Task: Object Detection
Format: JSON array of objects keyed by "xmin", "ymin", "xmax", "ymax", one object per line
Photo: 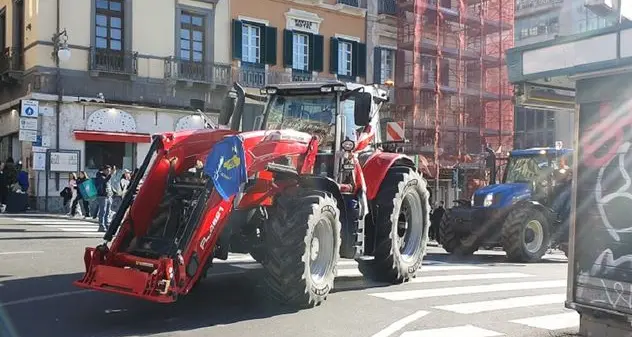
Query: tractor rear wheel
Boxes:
[
  {"xmin": 358, "ymin": 167, "xmax": 430, "ymax": 283},
  {"xmin": 262, "ymin": 189, "xmax": 341, "ymax": 307},
  {"xmin": 502, "ymin": 207, "xmax": 551, "ymax": 262},
  {"xmin": 439, "ymin": 211, "xmax": 478, "ymax": 256}
]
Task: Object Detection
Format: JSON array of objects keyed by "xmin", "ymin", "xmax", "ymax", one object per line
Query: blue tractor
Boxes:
[{"xmin": 439, "ymin": 147, "xmax": 573, "ymax": 262}]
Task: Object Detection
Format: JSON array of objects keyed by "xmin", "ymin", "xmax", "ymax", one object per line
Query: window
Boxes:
[
  {"xmin": 338, "ymin": 41, "xmax": 353, "ymax": 76},
  {"xmin": 242, "ymin": 23, "xmax": 260, "ymax": 63},
  {"xmin": 180, "ymin": 11, "xmax": 204, "ymax": 62},
  {"xmin": 95, "ymin": 0, "xmax": 123, "ymax": 51},
  {"xmin": 380, "ymin": 49, "xmax": 394, "ymax": 83},
  {"xmin": 292, "ymin": 33, "xmax": 309, "ymax": 71}
]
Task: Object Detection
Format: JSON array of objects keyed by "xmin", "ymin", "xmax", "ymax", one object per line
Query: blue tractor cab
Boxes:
[{"xmin": 440, "ymin": 146, "xmax": 573, "ymax": 262}]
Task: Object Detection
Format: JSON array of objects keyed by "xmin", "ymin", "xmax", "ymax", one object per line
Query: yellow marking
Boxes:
[{"xmin": 222, "ymin": 155, "xmax": 240, "ymax": 170}]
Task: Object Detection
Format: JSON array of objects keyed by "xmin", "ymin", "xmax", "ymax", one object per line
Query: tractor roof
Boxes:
[{"xmin": 510, "ymin": 147, "xmax": 573, "ymax": 157}]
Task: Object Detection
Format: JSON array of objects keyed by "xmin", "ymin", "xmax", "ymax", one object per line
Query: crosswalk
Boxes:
[
  {"xmin": 4, "ymin": 214, "xmax": 103, "ymax": 237},
  {"xmin": 218, "ymin": 253, "xmax": 577, "ymax": 336}
]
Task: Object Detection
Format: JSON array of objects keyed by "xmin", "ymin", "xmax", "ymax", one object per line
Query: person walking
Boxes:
[
  {"xmin": 0, "ymin": 161, "xmax": 6, "ymax": 213},
  {"xmin": 429, "ymin": 201, "xmax": 445, "ymax": 242},
  {"xmin": 94, "ymin": 165, "xmax": 115, "ymax": 232},
  {"xmin": 71, "ymin": 171, "xmax": 91, "ymax": 218}
]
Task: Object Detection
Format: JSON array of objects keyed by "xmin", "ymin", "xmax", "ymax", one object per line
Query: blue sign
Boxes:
[
  {"xmin": 204, "ymin": 136, "xmax": 248, "ymax": 201},
  {"xmin": 24, "ymin": 107, "xmax": 34, "ymax": 116}
]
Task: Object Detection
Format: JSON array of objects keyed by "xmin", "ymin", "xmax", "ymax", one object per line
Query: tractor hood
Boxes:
[{"xmin": 472, "ymin": 183, "xmax": 532, "ymax": 207}]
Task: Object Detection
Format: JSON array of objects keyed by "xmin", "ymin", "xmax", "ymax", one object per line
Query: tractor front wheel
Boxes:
[
  {"xmin": 502, "ymin": 207, "xmax": 551, "ymax": 262},
  {"xmin": 439, "ymin": 211, "xmax": 478, "ymax": 256},
  {"xmin": 358, "ymin": 167, "xmax": 430, "ymax": 283},
  {"xmin": 262, "ymin": 189, "xmax": 341, "ymax": 307}
]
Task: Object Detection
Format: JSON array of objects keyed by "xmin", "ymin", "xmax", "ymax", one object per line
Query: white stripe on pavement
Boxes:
[
  {"xmin": 0, "ymin": 251, "xmax": 44, "ymax": 255},
  {"xmin": 411, "ymin": 272, "xmax": 532, "ymax": 283},
  {"xmin": 27, "ymin": 221, "xmax": 95, "ymax": 225},
  {"xmin": 434, "ymin": 293, "xmax": 566, "ymax": 314},
  {"xmin": 419, "ymin": 265, "xmax": 483, "ymax": 272},
  {"xmin": 46, "ymin": 226, "xmax": 98, "ymax": 231},
  {"xmin": 79, "ymin": 232, "xmax": 105, "ymax": 236},
  {"xmin": 370, "ymin": 310, "xmax": 429, "ymax": 337},
  {"xmin": 400, "ymin": 325, "xmax": 504, "ymax": 337},
  {"xmin": 369, "ymin": 280, "xmax": 567, "ymax": 301},
  {"xmin": 509, "ymin": 312, "xmax": 579, "ymax": 330}
]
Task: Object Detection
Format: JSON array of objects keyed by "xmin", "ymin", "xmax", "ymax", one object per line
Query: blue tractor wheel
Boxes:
[{"xmin": 501, "ymin": 207, "xmax": 551, "ymax": 262}]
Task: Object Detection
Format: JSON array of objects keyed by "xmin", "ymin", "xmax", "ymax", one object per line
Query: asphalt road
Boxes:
[{"xmin": 0, "ymin": 213, "xmax": 580, "ymax": 337}]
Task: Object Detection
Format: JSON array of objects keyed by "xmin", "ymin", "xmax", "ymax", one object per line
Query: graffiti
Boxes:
[{"xmin": 575, "ymin": 99, "xmax": 632, "ymax": 314}]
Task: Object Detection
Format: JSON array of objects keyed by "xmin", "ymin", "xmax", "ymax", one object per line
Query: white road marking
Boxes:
[
  {"xmin": 400, "ymin": 324, "xmax": 504, "ymax": 337},
  {"xmin": 27, "ymin": 221, "xmax": 95, "ymax": 225},
  {"xmin": 79, "ymin": 232, "xmax": 105, "ymax": 236},
  {"xmin": 48, "ymin": 226, "xmax": 99, "ymax": 232},
  {"xmin": 411, "ymin": 272, "xmax": 532, "ymax": 283},
  {"xmin": 2, "ymin": 290, "xmax": 92, "ymax": 307},
  {"xmin": 369, "ymin": 280, "xmax": 567, "ymax": 301},
  {"xmin": 509, "ymin": 312, "xmax": 579, "ymax": 330},
  {"xmin": 434, "ymin": 293, "xmax": 567, "ymax": 314},
  {"xmin": 370, "ymin": 310, "xmax": 430, "ymax": 337},
  {"xmin": 419, "ymin": 265, "xmax": 484, "ymax": 272},
  {"xmin": 0, "ymin": 251, "xmax": 44, "ymax": 255}
]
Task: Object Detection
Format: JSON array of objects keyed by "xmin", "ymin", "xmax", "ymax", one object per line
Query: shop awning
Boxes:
[{"xmin": 73, "ymin": 130, "xmax": 151, "ymax": 143}]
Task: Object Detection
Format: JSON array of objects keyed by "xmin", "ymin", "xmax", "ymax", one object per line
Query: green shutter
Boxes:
[
  {"xmin": 264, "ymin": 26, "xmax": 277, "ymax": 65},
  {"xmin": 232, "ymin": 19, "xmax": 242, "ymax": 60},
  {"xmin": 373, "ymin": 47, "xmax": 382, "ymax": 84},
  {"xmin": 283, "ymin": 29, "xmax": 293, "ymax": 68},
  {"xmin": 357, "ymin": 42, "xmax": 367, "ymax": 78},
  {"xmin": 312, "ymin": 34, "xmax": 324, "ymax": 72},
  {"xmin": 308, "ymin": 33, "xmax": 315, "ymax": 72},
  {"xmin": 351, "ymin": 41, "xmax": 359, "ymax": 77},
  {"xmin": 329, "ymin": 37, "xmax": 339, "ymax": 74}
]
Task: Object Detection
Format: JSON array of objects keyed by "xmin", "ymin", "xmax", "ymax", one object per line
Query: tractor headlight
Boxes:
[
  {"xmin": 483, "ymin": 193, "xmax": 494, "ymax": 207},
  {"xmin": 470, "ymin": 194, "xmax": 474, "ymax": 207},
  {"xmin": 341, "ymin": 139, "xmax": 355, "ymax": 152}
]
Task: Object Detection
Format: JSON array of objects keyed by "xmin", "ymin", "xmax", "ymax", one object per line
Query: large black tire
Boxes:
[
  {"xmin": 439, "ymin": 210, "xmax": 478, "ymax": 256},
  {"xmin": 358, "ymin": 166, "xmax": 430, "ymax": 283},
  {"xmin": 502, "ymin": 207, "xmax": 551, "ymax": 262},
  {"xmin": 262, "ymin": 189, "xmax": 341, "ymax": 307}
]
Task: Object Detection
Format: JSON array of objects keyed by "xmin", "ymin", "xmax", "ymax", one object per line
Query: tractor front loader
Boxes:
[{"xmin": 74, "ymin": 80, "xmax": 431, "ymax": 308}]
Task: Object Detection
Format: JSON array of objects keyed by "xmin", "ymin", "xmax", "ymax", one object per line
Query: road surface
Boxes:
[{"xmin": 0, "ymin": 213, "xmax": 579, "ymax": 337}]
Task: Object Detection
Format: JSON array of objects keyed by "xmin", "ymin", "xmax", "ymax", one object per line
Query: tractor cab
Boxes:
[
  {"xmin": 472, "ymin": 147, "xmax": 573, "ymax": 209},
  {"xmin": 257, "ymin": 81, "xmax": 390, "ymax": 183}
]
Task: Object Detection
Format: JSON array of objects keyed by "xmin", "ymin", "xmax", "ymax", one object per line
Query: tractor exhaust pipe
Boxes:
[{"xmin": 485, "ymin": 145, "xmax": 496, "ymax": 185}]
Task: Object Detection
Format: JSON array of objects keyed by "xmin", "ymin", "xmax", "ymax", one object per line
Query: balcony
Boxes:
[
  {"xmin": 0, "ymin": 47, "xmax": 24, "ymax": 84},
  {"xmin": 164, "ymin": 57, "xmax": 232, "ymax": 86},
  {"xmin": 234, "ymin": 66, "xmax": 339, "ymax": 88},
  {"xmin": 337, "ymin": 0, "xmax": 366, "ymax": 8},
  {"xmin": 378, "ymin": 0, "xmax": 396, "ymax": 15},
  {"xmin": 89, "ymin": 47, "xmax": 138, "ymax": 76}
]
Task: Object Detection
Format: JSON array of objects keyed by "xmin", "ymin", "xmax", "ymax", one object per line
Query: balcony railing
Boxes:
[
  {"xmin": 0, "ymin": 47, "xmax": 24, "ymax": 75},
  {"xmin": 234, "ymin": 64, "xmax": 267, "ymax": 88},
  {"xmin": 164, "ymin": 57, "xmax": 232, "ymax": 85},
  {"xmin": 89, "ymin": 47, "xmax": 138, "ymax": 75},
  {"xmin": 337, "ymin": 0, "xmax": 367, "ymax": 8},
  {"xmin": 378, "ymin": 0, "xmax": 396, "ymax": 15}
]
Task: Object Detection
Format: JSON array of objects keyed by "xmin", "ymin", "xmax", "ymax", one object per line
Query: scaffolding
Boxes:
[{"xmin": 391, "ymin": 0, "xmax": 514, "ymax": 197}]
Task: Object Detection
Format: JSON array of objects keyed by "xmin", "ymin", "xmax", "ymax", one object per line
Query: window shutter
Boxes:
[
  {"xmin": 307, "ymin": 33, "xmax": 315, "ymax": 72},
  {"xmin": 329, "ymin": 37, "xmax": 339, "ymax": 74},
  {"xmin": 357, "ymin": 42, "xmax": 367, "ymax": 78},
  {"xmin": 312, "ymin": 34, "xmax": 324, "ymax": 72},
  {"xmin": 264, "ymin": 26, "xmax": 277, "ymax": 65},
  {"xmin": 232, "ymin": 19, "xmax": 242, "ymax": 60},
  {"xmin": 373, "ymin": 47, "xmax": 382, "ymax": 84},
  {"xmin": 351, "ymin": 41, "xmax": 359, "ymax": 77},
  {"xmin": 283, "ymin": 29, "xmax": 293, "ymax": 68}
]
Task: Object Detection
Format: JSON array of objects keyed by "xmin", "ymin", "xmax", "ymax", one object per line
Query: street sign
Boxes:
[
  {"xmin": 32, "ymin": 135, "xmax": 51, "ymax": 147},
  {"xmin": 20, "ymin": 99, "xmax": 39, "ymax": 118},
  {"xmin": 19, "ymin": 117, "xmax": 38, "ymax": 130},
  {"xmin": 386, "ymin": 121, "xmax": 405, "ymax": 142},
  {"xmin": 18, "ymin": 129, "xmax": 37, "ymax": 142}
]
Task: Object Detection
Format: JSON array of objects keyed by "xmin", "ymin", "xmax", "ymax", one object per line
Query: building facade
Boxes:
[
  {"xmin": 513, "ymin": 0, "xmax": 617, "ymax": 149},
  {"xmin": 230, "ymin": 0, "xmax": 368, "ymax": 129},
  {"xmin": 0, "ymin": 0, "xmax": 230, "ymax": 211}
]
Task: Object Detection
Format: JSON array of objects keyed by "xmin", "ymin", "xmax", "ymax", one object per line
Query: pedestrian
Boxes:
[
  {"xmin": 429, "ymin": 201, "xmax": 445, "ymax": 242},
  {"xmin": 119, "ymin": 169, "xmax": 131, "ymax": 196},
  {"xmin": 70, "ymin": 171, "xmax": 90, "ymax": 218},
  {"xmin": 63, "ymin": 173, "xmax": 78, "ymax": 215},
  {"xmin": 0, "ymin": 161, "xmax": 6, "ymax": 213},
  {"xmin": 94, "ymin": 165, "xmax": 115, "ymax": 232}
]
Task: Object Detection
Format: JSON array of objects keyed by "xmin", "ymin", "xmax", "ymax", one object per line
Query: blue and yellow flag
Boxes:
[{"xmin": 204, "ymin": 135, "xmax": 248, "ymax": 201}]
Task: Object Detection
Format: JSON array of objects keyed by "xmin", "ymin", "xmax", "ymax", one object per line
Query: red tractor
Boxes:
[{"xmin": 74, "ymin": 81, "xmax": 431, "ymax": 307}]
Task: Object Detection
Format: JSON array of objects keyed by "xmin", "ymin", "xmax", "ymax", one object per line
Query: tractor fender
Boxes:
[
  {"xmin": 362, "ymin": 152, "xmax": 415, "ymax": 200},
  {"xmin": 513, "ymin": 200, "xmax": 555, "ymax": 224},
  {"xmin": 298, "ymin": 175, "xmax": 349, "ymax": 223}
]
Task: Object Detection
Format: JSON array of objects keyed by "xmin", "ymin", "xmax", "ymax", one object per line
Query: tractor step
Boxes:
[{"xmin": 266, "ymin": 162, "xmax": 298, "ymax": 176}]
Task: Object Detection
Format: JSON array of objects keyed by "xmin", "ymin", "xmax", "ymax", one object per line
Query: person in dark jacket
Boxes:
[
  {"xmin": 429, "ymin": 201, "xmax": 445, "ymax": 241},
  {"xmin": 0, "ymin": 161, "xmax": 7, "ymax": 212},
  {"xmin": 71, "ymin": 171, "xmax": 91, "ymax": 218},
  {"xmin": 94, "ymin": 165, "xmax": 115, "ymax": 232}
]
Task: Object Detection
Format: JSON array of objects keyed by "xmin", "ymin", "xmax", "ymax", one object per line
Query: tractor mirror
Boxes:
[{"xmin": 354, "ymin": 92, "xmax": 372, "ymax": 126}]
